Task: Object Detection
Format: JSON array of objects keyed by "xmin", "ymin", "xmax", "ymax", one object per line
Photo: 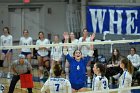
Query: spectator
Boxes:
[{"xmin": 0, "ymin": 27, "xmax": 13, "ymax": 79}]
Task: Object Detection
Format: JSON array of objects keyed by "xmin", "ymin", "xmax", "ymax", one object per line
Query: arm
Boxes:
[
  {"xmin": 41, "ymin": 80, "xmax": 49, "ymax": 93},
  {"xmin": 11, "ymin": 61, "xmax": 18, "ymax": 75},
  {"xmin": 122, "ymin": 73, "xmax": 132, "ymax": 88},
  {"xmin": 93, "ymin": 78, "xmax": 100, "ymax": 91},
  {"xmin": 10, "ymin": 35, "xmax": 13, "ymax": 46},
  {"xmin": 30, "ymin": 38, "xmax": 33, "ymax": 57},
  {"xmin": 27, "ymin": 61, "xmax": 32, "ymax": 73},
  {"xmin": 66, "ymin": 80, "xmax": 72, "ymax": 93},
  {"xmin": 0, "ymin": 36, "xmax": 2, "ymax": 46}
]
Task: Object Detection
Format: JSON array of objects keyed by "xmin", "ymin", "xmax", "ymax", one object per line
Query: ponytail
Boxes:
[
  {"xmin": 127, "ymin": 60, "xmax": 134, "ymax": 74},
  {"xmin": 121, "ymin": 58, "xmax": 134, "ymax": 74}
]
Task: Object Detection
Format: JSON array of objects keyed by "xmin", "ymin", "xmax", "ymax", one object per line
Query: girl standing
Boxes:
[
  {"xmin": 119, "ymin": 58, "xmax": 134, "ymax": 93},
  {"xmin": 92, "ymin": 62, "xmax": 109, "ymax": 92}
]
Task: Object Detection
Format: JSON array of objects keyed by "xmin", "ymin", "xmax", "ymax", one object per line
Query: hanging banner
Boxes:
[{"xmin": 86, "ymin": 6, "xmax": 140, "ymax": 35}]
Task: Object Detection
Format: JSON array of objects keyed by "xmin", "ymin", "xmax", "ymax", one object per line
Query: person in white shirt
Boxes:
[
  {"xmin": 41, "ymin": 64, "xmax": 72, "ymax": 93},
  {"xmin": 119, "ymin": 58, "xmax": 134, "ymax": 93},
  {"xmin": 50, "ymin": 34, "xmax": 62, "ymax": 76},
  {"xmin": 36, "ymin": 31, "xmax": 50, "ymax": 79},
  {"xmin": 92, "ymin": 62, "xmax": 109, "ymax": 92},
  {"xmin": 127, "ymin": 47, "xmax": 140, "ymax": 70},
  {"xmin": 78, "ymin": 28, "xmax": 91, "ymax": 57},
  {"xmin": 19, "ymin": 29, "xmax": 33, "ymax": 63},
  {"xmin": 0, "ymin": 27, "xmax": 13, "ymax": 79},
  {"xmin": 127, "ymin": 47, "xmax": 140, "ymax": 85}
]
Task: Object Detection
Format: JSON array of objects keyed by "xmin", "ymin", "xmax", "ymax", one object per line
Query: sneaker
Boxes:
[
  {"xmin": 40, "ymin": 75, "xmax": 44, "ymax": 80},
  {"xmin": 7, "ymin": 72, "xmax": 11, "ymax": 79},
  {"xmin": 113, "ymin": 73, "xmax": 120, "ymax": 79}
]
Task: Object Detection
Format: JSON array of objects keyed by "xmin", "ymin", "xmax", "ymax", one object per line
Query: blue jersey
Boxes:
[{"xmin": 66, "ymin": 54, "xmax": 90, "ymax": 84}]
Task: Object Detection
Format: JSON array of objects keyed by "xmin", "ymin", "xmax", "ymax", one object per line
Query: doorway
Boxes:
[{"xmin": 9, "ymin": 6, "xmax": 41, "ymax": 41}]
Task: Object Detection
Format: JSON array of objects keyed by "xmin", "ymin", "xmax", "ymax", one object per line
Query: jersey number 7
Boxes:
[{"xmin": 55, "ymin": 84, "xmax": 60, "ymax": 91}]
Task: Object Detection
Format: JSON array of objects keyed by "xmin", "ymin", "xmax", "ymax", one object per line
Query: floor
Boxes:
[{"xmin": 0, "ymin": 61, "xmax": 140, "ymax": 93}]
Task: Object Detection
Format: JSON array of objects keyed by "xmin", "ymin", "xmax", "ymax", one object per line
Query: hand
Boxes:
[
  {"xmin": 63, "ymin": 32, "xmax": 69, "ymax": 40},
  {"xmin": 90, "ymin": 33, "xmax": 95, "ymax": 41}
]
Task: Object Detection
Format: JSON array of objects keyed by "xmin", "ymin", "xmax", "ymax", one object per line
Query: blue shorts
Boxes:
[
  {"xmin": 21, "ymin": 52, "xmax": 31, "ymax": 56},
  {"xmin": 71, "ymin": 83, "xmax": 85, "ymax": 90},
  {"xmin": 2, "ymin": 49, "xmax": 12, "ymax": 54}
]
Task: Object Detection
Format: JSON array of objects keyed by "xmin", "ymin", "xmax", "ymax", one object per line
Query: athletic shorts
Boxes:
[
  {"xmin": 21, "ymin": 52, "xmax": 31, "ymax": 56},
  {"xmin": 36, "ymin": 53, "xmax": 49, "ymax": 58},
  {"xmin": 2, "ymin": 49, "xmax": 13, "ymax": 54},
  {"xmin": 71, "ymin": 83, "xmax": 85, "ymax": 90}
]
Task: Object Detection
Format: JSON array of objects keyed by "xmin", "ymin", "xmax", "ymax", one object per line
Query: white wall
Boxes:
[
  {"xmin": 43, "ymin": 2, "xmax": 67, "ymax": 40},
  {"xmin": 0, "ymin": 2, "xmax": 67, "ymax": 41},
  {"xmin": 0, "ymin": 5, "xmax": 9, "ymax": 35}
]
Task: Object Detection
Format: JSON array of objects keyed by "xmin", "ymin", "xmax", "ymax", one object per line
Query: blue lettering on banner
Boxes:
[{"xmin": 86, "ymin": 6, "xmax": 140, "ymax": 34}]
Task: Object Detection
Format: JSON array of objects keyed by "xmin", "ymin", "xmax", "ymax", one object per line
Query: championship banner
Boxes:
[{"xmin": 86, "ymin": 6, "xmax": 140, "ymax": 35}]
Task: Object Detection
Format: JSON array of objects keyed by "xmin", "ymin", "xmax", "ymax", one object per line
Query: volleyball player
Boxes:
[
  {"xmin": 19, "ymin": 29, "xmax": 33, "ymax": 63},
  {"xmin": 41, "ymin": 64, "xmax": 72, "ymax": 93},
  {"xmin": 92, "ymin": 63, "xmax": 109, "ymax": 92},
  {"xmin": 63, "ymin": 44, "xmax": 94, "ymax": 92},
  {"xmin": 36, "ymin": 31, "xmax": 50, "ymax": 79},
  {"xmin": 0, "ymin": 27, "xmax": 13, "ymax": 79},
  {"xmin": 50, "ymin": 34, "xmax": 63, "ymax": 76},
  {"xmin": 118, "ymin": 58, "xmax": 134, "ymax": 93}
]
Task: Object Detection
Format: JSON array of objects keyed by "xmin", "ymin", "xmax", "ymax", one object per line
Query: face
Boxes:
[
  {"xmin": 19, "ymin": 58, "xmax": 24, "ymax": 64},
  {"xmin": 130, "ymin": 48, "xmax": 135, "ymax": 55},
  {"xmin": 93, "ymin": 64, "xmax": 99, "ymax": 75},
  {"xmin": 120, "ymin": 61, "xmax": 124, "ymax": 69},
  {"xmin": 3, "ymin": 28, "xmax": 9, "ymax": 35},
  {"xmin": 23, "ymin": 30, "xmax": 29, "ymax": 37},
  {"xmin": 54, "ymin": 35, "xmax": 59, "ymax": 42},
  {"xmin": 83, "ymin": 29, "xmax": 88, "ymax": 36},
  {"xmin": 74, "ymin": 50, "xmax": 82, "ymax": 60},
  {"xmin": 113, "ymin": 49, "xmax": 118, "ymax": 56},
  {"xmin": 39, "ymin": 32, "xmax": 44, "ymax": 39},
  {"xmin": 70, "ymin": 32, "xmax": 75, "ymax": 39}
]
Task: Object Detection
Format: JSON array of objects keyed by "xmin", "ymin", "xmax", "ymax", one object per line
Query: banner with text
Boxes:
[{"xmin": 86, "ymin": 6, "xmax": 140, "ymax": 35}]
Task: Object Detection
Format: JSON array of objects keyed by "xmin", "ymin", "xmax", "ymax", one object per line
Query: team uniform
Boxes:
[
  {"xmin": 118, "ymin": 70, "xmax": 132, "ymax": 93},
  {"xmin": 41, "ymin": 77, "xmax": 72, "ymax": 93},
  {"xmin": 127, "ymin": 54, "xmax": 140, "ymax": 69},
  {"xmin": 92, "ymin": 75, "xmax": 109, "ymax": 92},
  {"xmin": 0, "ymin": 35, "xmax": 13, "ymax": 54},
  {"xmin": 51, "ymin": 42, "xmax": 62, "ymax": 61},
  {"xmin": 78, "ymin": 37, "xmax": 90, "ymax": 57},
  {"xmin": 36, "ymin": 39, "xmax": 50, "ymax": 57},
  {"xmin": 19, "ymin": 37, "xmax": 33, "ymax": 56},
  {"xmin": 65, "ymin": 54, "xmax": 91, "ymax": 90}
]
